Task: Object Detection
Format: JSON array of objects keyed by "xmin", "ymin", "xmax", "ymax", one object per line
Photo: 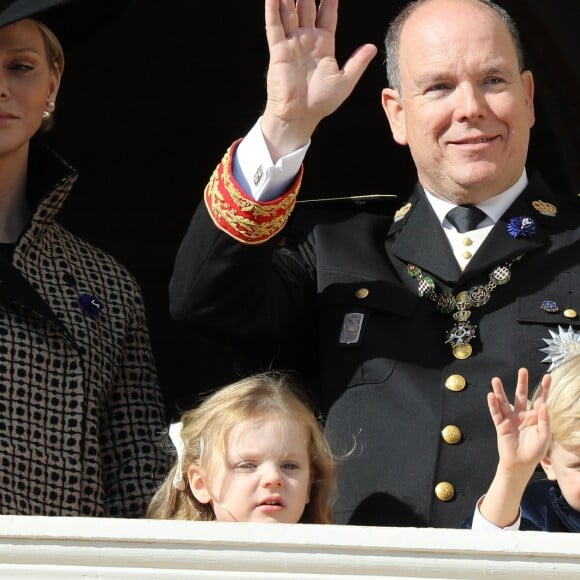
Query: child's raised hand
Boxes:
[{"xmin": 488, "ymin": 368, "xmax": 551, "ymax": 473}]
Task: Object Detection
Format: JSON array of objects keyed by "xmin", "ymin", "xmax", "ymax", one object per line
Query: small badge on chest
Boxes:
[{"xmin": 339, "ymin": 312, "xmax": 365, "ymax": 345}]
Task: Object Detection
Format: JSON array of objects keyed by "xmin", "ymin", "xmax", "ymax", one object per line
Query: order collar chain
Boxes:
[{"xmin": 407, "ymin": 254, "xmax": 524, "ymax": 359}]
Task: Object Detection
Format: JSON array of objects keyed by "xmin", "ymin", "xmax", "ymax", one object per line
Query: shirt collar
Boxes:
[{"xmin": 424, "ymin": 169, "xmax": 529, "ymax": 227}]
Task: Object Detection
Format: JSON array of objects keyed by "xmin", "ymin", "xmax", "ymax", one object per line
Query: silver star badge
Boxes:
[{"xmin": 539, "ymin": 325, "xmax": 580, "ymax": 371}]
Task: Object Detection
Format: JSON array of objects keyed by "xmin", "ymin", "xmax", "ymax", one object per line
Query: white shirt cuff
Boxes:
[
  {"xmin": 233, "ymin": 117, "xmax": 309, "ymax": 201},
  {"xmin": 470, "ymin": 495, "xmax": 521, "ymax": 531}
]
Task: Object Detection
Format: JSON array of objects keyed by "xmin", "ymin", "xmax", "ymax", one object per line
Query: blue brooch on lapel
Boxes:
[
  {"xmin": 78, "ymin": 293, "xmax": 103, "ymax": 319},
  {"xmin": 507, "ymin": 216, "xmax": 536, "ymax": 239}
]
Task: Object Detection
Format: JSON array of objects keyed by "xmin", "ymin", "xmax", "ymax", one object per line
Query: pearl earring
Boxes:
[{"xmin": 43, "ymin": 100, "xmax": 55, "ymax": 121}]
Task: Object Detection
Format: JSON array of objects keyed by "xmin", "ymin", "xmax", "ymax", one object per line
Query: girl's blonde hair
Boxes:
[
  {"xmin": 533, "ymin": 355, "xmax": 580, "ymax": 449},
  {"xmin": 147, "ymin": 372, "xmax": 337, "ymax": 523}
]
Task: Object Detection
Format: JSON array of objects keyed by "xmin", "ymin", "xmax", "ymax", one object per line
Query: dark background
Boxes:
[{"xmin": 40, "ymin": 1, "xmax": 580, "ymax": 418}]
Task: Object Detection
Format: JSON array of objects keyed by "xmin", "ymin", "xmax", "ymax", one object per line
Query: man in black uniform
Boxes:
[{"xmin": 169, "ymin": 0, "xmax": 580, "ymax": 528}]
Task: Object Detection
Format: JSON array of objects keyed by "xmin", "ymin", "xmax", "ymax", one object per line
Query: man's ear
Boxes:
[
  {"xmin": 540, "ymin": 456, "xmax": 557, "ymax": 481},
  {"xmin": 187, "ymin": 465, "xmax": 212, "ymax": 504},
  {"xmin": 521, "ymin": 69, "xmax": 535, "ymax": 129},
  {"xmin": 381, "ymin": 88, "xmax": 408, "ymax": 145}
]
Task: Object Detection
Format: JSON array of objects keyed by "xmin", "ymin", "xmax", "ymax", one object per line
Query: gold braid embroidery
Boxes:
[{"xmin": 205, "ymin": 144, "xmax": 302, "ymax": 244}]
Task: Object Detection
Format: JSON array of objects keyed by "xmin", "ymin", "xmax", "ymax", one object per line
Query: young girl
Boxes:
[
  {"xmin": 147, "ymin": 372, "xmax": 337, "ymax": 523},
  {"xmin": 469, "ymin": 356, "xmax": 580, "ymax": 532}
]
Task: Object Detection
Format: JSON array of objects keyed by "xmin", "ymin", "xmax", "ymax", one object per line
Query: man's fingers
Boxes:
[
  {"xmin": 297, "ymin": 0, "xmax": 318, "ymax": 29},
  {"xmin": 341, "ymin": 44, "xmax": 378, "ymax": 88},
  {"xmin": 316, "ymin": 0, "xmax": 338, "ymax": 34},
  {"xmin": 266, "ymin": 0, "xmax": 297, "ymax": 45}
]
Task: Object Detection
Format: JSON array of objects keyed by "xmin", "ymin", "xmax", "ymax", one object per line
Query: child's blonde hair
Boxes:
[
  {"xmin": 533, "ymin": 355, "xmax": 580, "ymax": 449},
  {"xmin": 147, "ymin": 371, "xmax": 337, "ymax": 523}
]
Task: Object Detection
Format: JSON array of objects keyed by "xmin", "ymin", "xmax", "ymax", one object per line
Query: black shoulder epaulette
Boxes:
[{"xmin": 296, "ymin": 194, "xmax": 399, "ymax": 213}]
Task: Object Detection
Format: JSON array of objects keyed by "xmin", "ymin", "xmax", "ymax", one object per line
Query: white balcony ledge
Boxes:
[{"xmin": 0, "ymin": 515, "xmax": 579, "ymax": 579}]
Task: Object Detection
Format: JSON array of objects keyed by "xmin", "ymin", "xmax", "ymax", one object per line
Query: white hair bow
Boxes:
[{"xmin": 169, "ymin": 421, "xmax": 186, "ymax": 490}]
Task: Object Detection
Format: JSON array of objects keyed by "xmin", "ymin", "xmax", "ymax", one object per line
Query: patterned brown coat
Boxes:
[{"xmin": 0, "ymin": 140, "xmax": 169, "ymax": 516}]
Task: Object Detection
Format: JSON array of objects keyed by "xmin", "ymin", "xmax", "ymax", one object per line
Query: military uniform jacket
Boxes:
[
  {"xmin": 0, "ymin": 140, "xmax": 168, "ymax": 516},
  {"xmin": 170, "ymin": 163, "xmax": 580, "ymax": 528}
]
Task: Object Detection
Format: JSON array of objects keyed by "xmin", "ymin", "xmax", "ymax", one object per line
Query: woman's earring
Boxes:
[{"xmin": 43, "ymin": 100, "xmax": 55, "ymax": 121}]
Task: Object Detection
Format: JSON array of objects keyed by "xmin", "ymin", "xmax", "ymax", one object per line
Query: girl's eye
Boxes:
[
  {"xmin": 235, "ymin": 462, "xmax": 257, "ymax": 470},
  {"xmin": 281, "ymin": 462, "xmax": 299, "ymax": 470}
]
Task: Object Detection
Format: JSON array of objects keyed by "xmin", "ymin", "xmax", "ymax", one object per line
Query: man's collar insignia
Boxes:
[
  {"xmin": 394, "ymin": 202, "xmax": 412, "ymax": 222},
  {"xmin": 532, "ymin": 200, "xmax": 557, "ymax": 217}
]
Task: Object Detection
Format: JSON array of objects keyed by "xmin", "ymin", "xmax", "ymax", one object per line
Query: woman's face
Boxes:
[{"xmin": 0, "ymin": 19, "xmax": 60, "ymax": 158}]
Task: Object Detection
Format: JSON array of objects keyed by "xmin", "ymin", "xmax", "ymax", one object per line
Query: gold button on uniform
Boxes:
[
  {"xmin": 445, "ymin": 374, "xmax": 466, "ymax": 392},
  {"xmin": 435, "ymin": 481, "xmax": 455, "ymax": 502},
  {"xmin": 355, "ymin": 288, "xmax": 369, "ymax": 299},
  {"xmin": 441, "ymin": 425, "xmax": 462, "ymax": 444},
  {"xmin": 463, "ymin": 251, "xmax": 472, "ymax": 260},
  {"xmin": 563, "ymin": 308, "xmax": 578, "ymax": 319},
  {"xmin": 463, "ymin": 237, "xmax": 473, "ymax": 246}
]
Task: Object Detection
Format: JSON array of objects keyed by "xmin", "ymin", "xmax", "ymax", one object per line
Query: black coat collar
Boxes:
[{"xmin": 386, "ymin": 172, "xmax": 560, "ymax": 287}]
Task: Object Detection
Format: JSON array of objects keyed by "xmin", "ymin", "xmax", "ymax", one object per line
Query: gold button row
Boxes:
[
  {"xmin": 437, "ymin": 375, "xmax": 466, "ymax": 502},
  {"xmin": 435, "ymin": 481, "xmax": 455, "ymax": 502},
  {"xmin": 355, "ymin": 288, "xmax": 369, "ymax": 299},
  {"xmin": 441, "ymin": 424, "xmax": 462, "ymax": 444},
  {"xmin": 445, "ymin": 374, "xmax": 466, "ymax": 392}
]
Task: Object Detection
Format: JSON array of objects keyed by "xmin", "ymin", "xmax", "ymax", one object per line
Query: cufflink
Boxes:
[{"xmin": 253, "ymin": 165, "xmax": 264, "ymax": 186}]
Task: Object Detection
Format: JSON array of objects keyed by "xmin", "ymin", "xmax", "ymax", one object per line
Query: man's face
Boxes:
[{"xmin": 382, "ymin": 0, "xmax": 535, "ymax": 203}]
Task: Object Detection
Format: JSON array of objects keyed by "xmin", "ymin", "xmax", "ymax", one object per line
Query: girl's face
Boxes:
[
  {"xmin": 542, "ymin": 442, "xmax": 580, "ymax": 511},
  {"xmin": 190, "ymin": 414, "xmax": 312, "ymax": 523},
  {"xmin": 0, "ymin": 19, "xmax": 59, "ymax": 158}
]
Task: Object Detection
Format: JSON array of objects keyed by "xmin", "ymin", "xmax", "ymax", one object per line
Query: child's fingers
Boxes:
[
  {"xmin": 537, "ymin": 402, "xmax": 551, "ymax": 440},
  {"xmin": 513, "ymin": 367, "xmax": 530, "ymax": 412},
  {"xmin": 487, "ymin": 391, "xmax": 507, "ymax": 426},
  {"xmin": 535, "ymin": 373, "xmax": 552, "ymax": 405}
]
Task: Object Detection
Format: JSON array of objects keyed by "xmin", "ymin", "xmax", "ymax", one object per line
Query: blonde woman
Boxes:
[{"xmin": 0, "ymin": 0, "xmax": 168, "ymax": 516}]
